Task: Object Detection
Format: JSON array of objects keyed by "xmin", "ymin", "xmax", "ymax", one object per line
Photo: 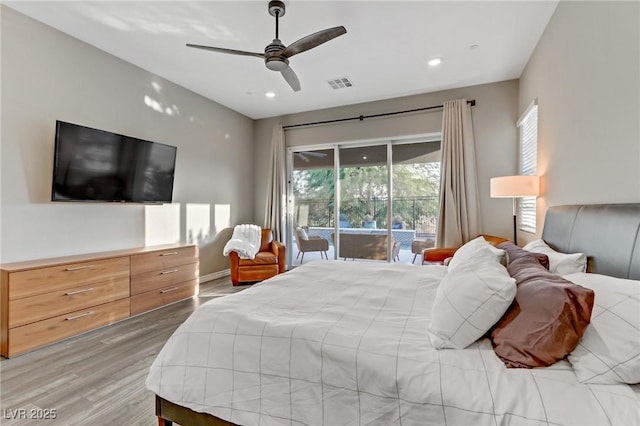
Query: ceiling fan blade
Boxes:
[
  {"xmin": 296, "ymin": 153, "xmax": 310, "ymax": 162},
  {"xmin": 281, "ymin": 66, "xmax": 301, "ymax": 92},
  {"xmin": 303, "ymin": 151, "xmax": 327, "ymax": 158},
  {"xmin": 282, "ymin": 26, "xmax": 347, "ymax": 58},
  {"xmin": 186, "ymin": 43, "xmax": 265, "ymax": 59}
]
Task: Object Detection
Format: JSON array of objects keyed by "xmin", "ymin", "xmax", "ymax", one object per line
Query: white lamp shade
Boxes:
[{"xmin": 490, "ymin": 175, "xmax": 540, "ymax": 198}]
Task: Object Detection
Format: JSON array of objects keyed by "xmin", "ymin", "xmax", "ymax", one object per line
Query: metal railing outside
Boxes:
[{"xmin": 295, "ymin": 196, "xmax": 438, "ymax": 234}]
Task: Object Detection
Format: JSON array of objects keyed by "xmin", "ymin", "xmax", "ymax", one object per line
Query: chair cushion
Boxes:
[
  {"xmin": 297, "ymin": 227, "xmax": 309, "ymax": 240},
  {"xmin": 238, "ymin": 251, "xmax": 278, "ymax": 266},
  {"xmin": 237, "ymin": 265, "xmax": 279, "ymax": 283}
]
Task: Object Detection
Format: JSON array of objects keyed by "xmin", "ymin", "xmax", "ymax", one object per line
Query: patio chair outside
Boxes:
[{"xmin": 294, "ymin": 227, "xmax": 329, "ymax": 263}]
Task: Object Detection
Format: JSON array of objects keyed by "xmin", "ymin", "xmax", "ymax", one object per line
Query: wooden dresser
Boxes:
[
  {"xmin": 0, "ymin": 244, "xmax": 198, "ymax": 357},
  {"xmin": 129, "ymin": 246, "xmax": 199, "ymax": 316}
]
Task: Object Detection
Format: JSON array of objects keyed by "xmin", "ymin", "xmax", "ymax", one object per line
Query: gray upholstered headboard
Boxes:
[{"xmin": 541, "ymin": 204, "xmax": 640, "ymax": 280}]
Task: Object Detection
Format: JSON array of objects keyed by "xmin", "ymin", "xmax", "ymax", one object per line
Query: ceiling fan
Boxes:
[{"xmin": 186, "ymin": 1, "xmax": 346, "ymax": 92}]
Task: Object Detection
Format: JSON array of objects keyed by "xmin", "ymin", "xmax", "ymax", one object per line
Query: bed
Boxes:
[{"xmin": 147, "ymin": 203, "xmax": 640, "ymax": 426}]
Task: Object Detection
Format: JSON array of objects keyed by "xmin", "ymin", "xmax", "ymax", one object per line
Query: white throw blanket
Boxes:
[{"xmin": 222, "ymin": 224, "xmax": 262, "ymax": 259}]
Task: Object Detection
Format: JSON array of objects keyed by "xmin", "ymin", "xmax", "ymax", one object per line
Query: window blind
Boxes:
[{"xmin": 517, "ymin": 102, "xmax": 538, "ymax": 233}]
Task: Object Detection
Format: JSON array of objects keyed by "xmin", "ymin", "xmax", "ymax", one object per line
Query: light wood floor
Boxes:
[{"xmin": 0, "ymin": 277, "xmax": 249, "ymax": 426}]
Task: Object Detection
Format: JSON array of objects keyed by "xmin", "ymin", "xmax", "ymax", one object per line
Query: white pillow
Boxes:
[
  {"xmin": 564, "ymin": 272, "xmax": 640, "ymax": 384},
  {"xmin": 523, "ymin": 239, "xmax": 586, "ymax": 276},
  {"xmin": 296, "ymin": 227, "xmax": 309, "ymax": 240},
  {"xmin": 429, "ymin": 257, "xmax": 516, "ymax": 349},
  {"xmin": 447, "ymin": 236, "xmax": 505, "ymax": 272}
]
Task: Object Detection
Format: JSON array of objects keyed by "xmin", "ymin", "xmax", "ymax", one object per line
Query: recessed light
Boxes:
[
  {"xmin": 362, "ymin": 156, "xmax": 367, "ymax": 160},
  {"xmin": 428, "ymin": 57, "xmax": 442, "ymax": 67},
  {"xmin": 265, "ymin": 91, "xmax": 275, "ymax": 98},
  {"xmin": 469, "ymin": 44, "xmax": 479, "ymax": 50}
]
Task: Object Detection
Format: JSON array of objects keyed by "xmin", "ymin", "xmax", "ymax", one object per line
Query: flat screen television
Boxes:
[{"xmin": 52, "ymin": 121, "xmax": 177, "ymax": 203}]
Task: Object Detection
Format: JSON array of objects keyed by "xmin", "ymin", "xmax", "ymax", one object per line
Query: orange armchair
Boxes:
[
  {"xmin": 229, "ymin": 229, "xmax": 286, "ymax": 285},
  {"xmin": 421, "ymin": 235, "xmax": 509, "ymax": 265}
]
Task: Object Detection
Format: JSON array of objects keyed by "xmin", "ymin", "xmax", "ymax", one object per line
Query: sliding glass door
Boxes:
[
  {"xmin": 336, "ymin": 145, "xmax": 390, "ymax": 261},
  {"xmin": 288, "ymin": 137, "xmax": 441, "ymax": 268},
  {"xmin": 391, "ymin": 142, "xmax": 441, "ymax": 262},
  {"xmin": 290, "ymin": 149, "xmax": 335, "ymax": 264}
]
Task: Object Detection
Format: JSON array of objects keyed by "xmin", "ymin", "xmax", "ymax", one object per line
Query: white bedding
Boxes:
[{"xmin": 146, "ymin": 260, "xmax": 640, "ymax": 426}]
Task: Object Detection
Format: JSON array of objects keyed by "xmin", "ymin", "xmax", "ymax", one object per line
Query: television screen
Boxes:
[{"xmin": 52, "ymin": 121, "xmax": 177, "ymax": 203}]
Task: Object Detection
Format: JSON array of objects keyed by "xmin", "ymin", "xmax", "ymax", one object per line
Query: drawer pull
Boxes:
[
  {"xmin": 66, "ymin": 311, "xmax": 94, "ymax": 321},
  {"xmin": 160, "ymin": 287, "xmax": 179, "ymax": 294},
  {"xmin": 160, "ymin": 252, "xmax": 179, "ymax": 256},
  {"xmin": 65, "ymin": 265, "xmax": 95, "ymax": 271},
  {"xmin": 65, "ymin": 287, "xmax": 94, "ymax": 296},
  {"xmin": 160, "ymin": 269, "xmax": 179, "ymax": 275}
]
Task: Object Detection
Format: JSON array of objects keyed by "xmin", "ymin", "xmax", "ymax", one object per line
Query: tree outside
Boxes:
[{"xmin": 293, "ymin": 162, "xmax": 440, "ymax": 234}]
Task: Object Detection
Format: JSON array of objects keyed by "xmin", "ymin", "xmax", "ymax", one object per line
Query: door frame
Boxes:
[{"xmin": 285, "ymin": 133, "xmax": 441, "ymax": 269}]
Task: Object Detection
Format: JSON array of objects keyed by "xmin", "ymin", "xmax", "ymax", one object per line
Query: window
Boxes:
[
  {"xmin": 289, "ymin": 139, "xmax": 440, "ymax": 266},
  {"xmin": 517, "ymin": 101, "xmax": 538, "ymax": 233}
]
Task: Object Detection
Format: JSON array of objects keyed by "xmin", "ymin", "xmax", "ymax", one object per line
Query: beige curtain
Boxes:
[
  {"xmin": 436, "ymin": 99, "xmax": 481, "ymax": 247},
  {"xmin": 264, "ymin": 123, "xmax": 286, "ymax": 241}
]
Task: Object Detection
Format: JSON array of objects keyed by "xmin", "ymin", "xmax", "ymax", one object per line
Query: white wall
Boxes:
[
  {"xmin": 518, "ymin": 1, "xmax": 640, "ymax": 243},
  {"xmin": 254, "ymin": 80, "xmax": 520, "ymax": 240},
  {"xmin": 1, "ymin": 7, "xmax": 255, "ymax": 274}
]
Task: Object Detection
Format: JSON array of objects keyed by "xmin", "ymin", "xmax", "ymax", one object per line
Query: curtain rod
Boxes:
[{"xmin": 283, "ymin": 99, "xmax": 475, "ymax": 130}]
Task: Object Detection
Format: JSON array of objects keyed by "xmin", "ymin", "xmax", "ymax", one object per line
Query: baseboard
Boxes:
[{"xmin": 199, "ymin": 269, "xmax": 230, "ymax": 283}]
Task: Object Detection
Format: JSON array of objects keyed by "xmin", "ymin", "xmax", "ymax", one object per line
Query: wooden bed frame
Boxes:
[
  {"xmin": 156, "ymin": 396, "xmax": 235, "ymax": 426},
  {"xmin": 155, "ymin": 203, "xmax": 640, "ymax": 425}
]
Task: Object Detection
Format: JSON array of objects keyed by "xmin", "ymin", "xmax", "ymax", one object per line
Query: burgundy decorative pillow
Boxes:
[
  {"xmin": 490, "ymin": 248, "xmax": 594, "ymax": 368},
  {"xmin": 497, "ymin": 241, "xmax": 549, "ymax": 270}
]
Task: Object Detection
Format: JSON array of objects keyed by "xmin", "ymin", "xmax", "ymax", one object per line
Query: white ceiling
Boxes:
[{"xmin": 5, "ymin": 1, "xmax": 558, "ymax": 120}]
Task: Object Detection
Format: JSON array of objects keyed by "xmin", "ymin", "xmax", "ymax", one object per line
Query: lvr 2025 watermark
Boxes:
[{"xmin": 3, "ymin": 408, "xmax": 57, "ymax": 420}]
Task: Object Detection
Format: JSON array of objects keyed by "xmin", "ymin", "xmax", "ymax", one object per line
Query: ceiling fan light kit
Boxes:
[{"xmin": 186, "ymin": 0, "xmax": 346, "ymax": 92}]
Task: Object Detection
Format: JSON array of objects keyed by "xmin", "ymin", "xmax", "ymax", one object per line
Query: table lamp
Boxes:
[{"xmin": 490, "ymin": 175, "xmax": 540, "ymax": 245}]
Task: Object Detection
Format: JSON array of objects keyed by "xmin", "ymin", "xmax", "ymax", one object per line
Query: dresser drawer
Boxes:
[
  {"xmin": 8, "ymin": 257, "xmax": 130, "ymax": 300},
  {"xmin": 130, "ymin": 262, "xmax": 198, "ymax": 296},
  {"xmin": 130, "ymin": 280, "xmax": 197, "ymax": 316},
  {"xmin": 8, "ymin": 277, "xmax": 130, "ymax": 328},
  {"xmin": 7, "ymin": 298, "xmax": 130, "ymax": 357},
  {"xmin": 130, "ymin": 246, "xmax": 197, "ymax": 276}
]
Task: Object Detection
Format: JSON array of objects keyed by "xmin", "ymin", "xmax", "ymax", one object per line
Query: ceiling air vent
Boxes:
[{"xmin": 327, "ymin": 77, "xmax": 354, "ymax": 89}]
